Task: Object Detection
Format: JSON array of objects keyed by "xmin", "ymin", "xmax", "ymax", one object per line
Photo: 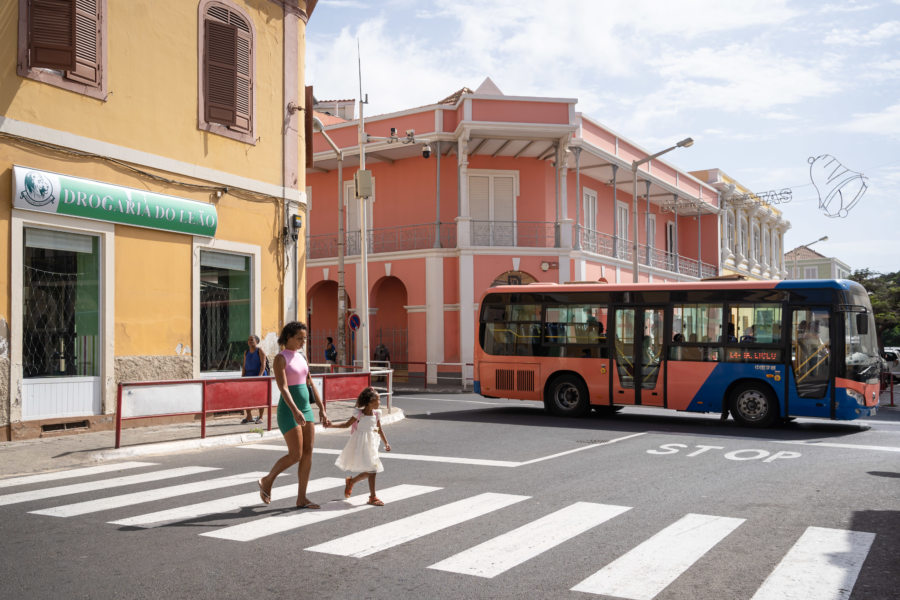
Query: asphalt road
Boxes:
[{"xmin": 2, "ymin": 393, "xmax": 898, "ymax": 600}]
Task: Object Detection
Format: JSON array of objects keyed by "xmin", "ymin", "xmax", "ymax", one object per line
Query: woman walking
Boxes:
[{"xmin": 258, "ymin": 321, "xmax": 330, "ymax": 509}]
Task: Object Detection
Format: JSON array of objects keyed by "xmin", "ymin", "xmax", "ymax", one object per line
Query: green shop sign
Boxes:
[{"xmin": 13, "ymin": 165, "xmax": 217, "ymax": 237}]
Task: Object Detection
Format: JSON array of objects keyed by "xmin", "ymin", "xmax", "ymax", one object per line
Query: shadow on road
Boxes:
[{"xmin": 403, "ymin": 404, "xmax": 873, "ymax": 442}]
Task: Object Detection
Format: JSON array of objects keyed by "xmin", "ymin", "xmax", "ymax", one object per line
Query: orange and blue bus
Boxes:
[{"xmin": 474, "ymin": 279, "xmax": 880, "ymax": 427}]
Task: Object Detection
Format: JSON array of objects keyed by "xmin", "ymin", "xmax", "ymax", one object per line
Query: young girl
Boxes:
[{"xmin": 329, "ymin": 387, "xmax": 392, "ymax": 506}]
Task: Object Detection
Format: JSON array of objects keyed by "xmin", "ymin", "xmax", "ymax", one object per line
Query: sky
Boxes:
[{"xmin": 306, "ymin": 0, "xmax": 900, "ymax": 275}]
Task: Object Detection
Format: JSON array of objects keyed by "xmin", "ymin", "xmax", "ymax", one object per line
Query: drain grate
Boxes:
[{"xmin": 42, "ymin": 420, "xmax": 89, "ymax": 433}]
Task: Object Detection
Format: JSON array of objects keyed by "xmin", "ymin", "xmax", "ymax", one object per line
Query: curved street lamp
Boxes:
[
  {"xmin": 792, "ymin": 235, "xmax": 828, "ymax": 279},
  {"xmin": 632, "ymin": 137, "xmax": 694, "ymax": 282}
]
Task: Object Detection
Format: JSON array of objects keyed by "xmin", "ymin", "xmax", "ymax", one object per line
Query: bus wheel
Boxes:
[
  {"xmin": 729, "ymin": 383, "xmax": 778, "ymax": 427},
  {"xmin": 545, "ymin": 375, "xmax": 590, "ymax": 417}
]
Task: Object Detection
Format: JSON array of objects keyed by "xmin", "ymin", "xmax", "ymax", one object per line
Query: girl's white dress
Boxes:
[{"xmin": 335, "ymin": 409, "xmax": 384, "ymax": 473}]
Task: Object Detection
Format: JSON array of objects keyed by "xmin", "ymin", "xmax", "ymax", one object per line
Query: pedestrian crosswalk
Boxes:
[{"xmin": 0, "ymin": 464, "xmax": 876, "ymax": 599}]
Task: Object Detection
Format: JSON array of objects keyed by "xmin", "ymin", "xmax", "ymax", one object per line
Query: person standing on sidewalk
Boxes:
[
  {"xmin": 258, "ymin": 321, "xmax": 330, "ymax": 509},
  {"xmin": 325, "ymin": 337, "xmax": 337, "ymax": 366},
  {"xmin": 241, "ymin": 335, "xmax": 267, "ymax": 424}
]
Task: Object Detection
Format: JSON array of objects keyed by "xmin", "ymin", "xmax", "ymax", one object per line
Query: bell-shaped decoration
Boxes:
[{"xmin": 808, "ymin": 154, "xmax": 868, "ymax": 218}]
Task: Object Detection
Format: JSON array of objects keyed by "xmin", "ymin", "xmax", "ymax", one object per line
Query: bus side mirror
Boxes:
[{"xmin": 856, "ymin": 313, "xmax": 869, "ymax": 335}]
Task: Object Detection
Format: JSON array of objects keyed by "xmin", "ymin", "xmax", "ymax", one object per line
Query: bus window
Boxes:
[
  {"xmin": 544, "ymin": 304, "xmax": 608, "ymax": 358},
  {"xmin": 672, "ymin": 303, "xmax": 723, "ymax": 344},
  {"xmin": 792, "ymin": 308, "xmax": 830, "ymax": 398},
  {"xmin": 727, "ymin": 303, "xmax": 783, "ymax": 344},
  {"xmin": 480, "ymin": 300, "xmax": 541, "ymax": 356}
]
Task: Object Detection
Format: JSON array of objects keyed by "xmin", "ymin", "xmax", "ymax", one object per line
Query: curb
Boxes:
[{"xmin": 89, "ymin": 408, "xmax": 405, "ymax": 463}]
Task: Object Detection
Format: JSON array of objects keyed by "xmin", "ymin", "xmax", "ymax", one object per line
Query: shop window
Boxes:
[
  {"xmin": 200, "ymin": 250, "xmax": 251, "ymax": 371},
  {"xmin": 18, "ymin": 0, "xmax": 107, "ymax": 99},
  {"xmin": 23, "ymin": 228, "xmax": 100, "ymax": 378},
  {"xmin": 199, "ymin": 0, "xmax": 255, "ymax": 143}
]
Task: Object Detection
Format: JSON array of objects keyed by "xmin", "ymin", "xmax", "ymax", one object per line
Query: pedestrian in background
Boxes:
[
  {"xmin": 258, "ymin": 321, "xmax": 330, "ymax": 509},
  {"xmin": 241, "ymin": 334, "xmax": 267, "ymax": 424},
  {"xmin": 328, "ymin": 386, "xmax": 391, "ymax": 506},
  {"xmin": 325, "ymin": 336, "xmax": 337, "ymax": 366}
]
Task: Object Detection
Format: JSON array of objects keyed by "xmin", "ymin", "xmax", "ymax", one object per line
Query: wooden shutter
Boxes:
[
  {"xmin": 231, "ymin": 13, "xmax": 252, "ymax": 131},
  {"xmin": 305, "ymin": 86, "xmax": 314, "ymax": 168},
  {"xmin": 205, "ymin": 20, "xmax": 238, "ymax": 127},
  {"xmin": 66, "ymin": 0, "xmax": 101, "ymax": 85},
  {"xmin": 29, "ymin": 0, "xmax": 77, "ymax": 70}
]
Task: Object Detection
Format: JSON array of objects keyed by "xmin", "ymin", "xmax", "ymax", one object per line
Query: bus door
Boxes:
[
  {"xmin": 612, "ymin": 307, "xmax": 665, "ymax": 406},
  {"xmin": 789, "ymin": 306, "xmax": 833, "ymax": 416}
]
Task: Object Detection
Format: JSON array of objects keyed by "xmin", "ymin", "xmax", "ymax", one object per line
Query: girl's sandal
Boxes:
[
  {"xmin": 367, "ymin": 495, "xmax": 384, "ymax": 506},
  {"xmin": 343, "ymin": 478, "xmax": 354, "ymax": 498}
]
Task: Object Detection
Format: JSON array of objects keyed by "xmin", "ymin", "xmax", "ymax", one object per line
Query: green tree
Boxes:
[{"xmin": 849, "ymin": 269, "xmax": 900, "ymax": 346}]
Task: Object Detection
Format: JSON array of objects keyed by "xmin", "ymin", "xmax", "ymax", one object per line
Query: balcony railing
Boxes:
[
  {"xmin": 470, "ymin": 220, "xmax": 557, "ymax": 248},
  {"xmin": 576, "ymin": 226, "xmax": 717, "ymax": 279},
  {"xmin": 307, "ymin": 222, "xmax": 457, "ymax": 259},
  {"xmin": 309, "ymin": 221, "xmax": 716, "ymax": 279}
]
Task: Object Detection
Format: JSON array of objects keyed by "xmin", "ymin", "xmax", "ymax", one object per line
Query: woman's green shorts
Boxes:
[{"xmin": 277, "ymin": 384, "xmax": 315, "ymax": 434}]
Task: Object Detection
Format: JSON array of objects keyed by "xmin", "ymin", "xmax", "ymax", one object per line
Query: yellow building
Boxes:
[
  {"xmin": 0, "ymin": 0, "xmax": 317, "ymax": 440},
  {"xmin": 691, "ymin": 169, "xmax": 791, "ymax": 280}
]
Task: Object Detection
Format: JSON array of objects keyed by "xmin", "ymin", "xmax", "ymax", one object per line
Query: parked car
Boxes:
[{"xmin": 883, "ymin": 348, "xmax": 900, "ymax": 382}]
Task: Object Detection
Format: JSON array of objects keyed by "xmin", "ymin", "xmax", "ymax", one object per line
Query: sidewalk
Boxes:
[{"xmin": 0, "ymin": 400, "xmax": 404, "ymax": 480}]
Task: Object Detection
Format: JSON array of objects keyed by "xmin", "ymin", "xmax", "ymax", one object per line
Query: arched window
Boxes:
[
  {"xmin": 726, "ymin": 210, "xmax": 735, "ymax": 251},
  {"xmin": 199, "ymin": 1, "xmax": 255, "ymax": 143},
  {"xmin": 752, "ymin": 225, "xmax": 761, "ymax": 262},
  {"xmin": 740, "ymin": 217, "xmax": 749, "ymax": 256}
]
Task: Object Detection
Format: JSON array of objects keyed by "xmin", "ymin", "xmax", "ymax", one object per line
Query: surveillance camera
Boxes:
[
  {"xmin": 422, "ymin": 144, "xmax": 432, "ymax": 159},
  {"xmin": 390, "ymin": 127, "xmax": 397, "ymax": 137}
]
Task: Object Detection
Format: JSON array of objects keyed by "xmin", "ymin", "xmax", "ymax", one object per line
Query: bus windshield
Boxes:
[{"xmin": 843, "ymin": 292, "xmax": 880, "ymax": 384}]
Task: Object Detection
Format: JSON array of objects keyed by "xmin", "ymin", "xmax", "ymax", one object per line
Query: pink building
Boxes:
[{"xmin": 305, "ymin": 79, "xmax": 720, "ymax": 383}]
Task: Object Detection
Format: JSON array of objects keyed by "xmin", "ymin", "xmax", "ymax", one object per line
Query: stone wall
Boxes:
[{"xmin": 115, "ymin": 355, "xmax": 193, "ymax": 383}]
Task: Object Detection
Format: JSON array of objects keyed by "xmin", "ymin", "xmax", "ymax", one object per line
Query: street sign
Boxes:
[{"xmin": 348, "ymin": 313, "xmax": 361, "ymax": 331}]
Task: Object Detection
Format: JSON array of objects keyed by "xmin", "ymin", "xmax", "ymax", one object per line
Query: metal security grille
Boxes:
[
  {"xmin": 200, "ymin": 280, "xmax": 244, "ymax": 371},
  {"xmin": 22, "ymin": 263, "xmax": 97, "ymax": 378}
]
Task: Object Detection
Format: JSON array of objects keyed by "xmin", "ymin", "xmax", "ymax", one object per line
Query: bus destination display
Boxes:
[{"xmin": 725, "ymin": 348, "xmax": 782, "ymax": 363}]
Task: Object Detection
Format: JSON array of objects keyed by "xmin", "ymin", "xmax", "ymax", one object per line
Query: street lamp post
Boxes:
[
  {"xmin": 312, "ymin": 117, "xmax": 346, "ymax": 366},
  {"xmin": 632, "ymin": 137, "xmax": 693, "ymax": 282},
  {"xmin": 793, "ymin": 235, "xmax": 828, "ymax": 279}
]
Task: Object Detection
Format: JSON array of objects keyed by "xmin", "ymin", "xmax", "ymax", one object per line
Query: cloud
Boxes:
[
  {"xmin": 819, "ymin": 2, "xmax": 877, "ymax": 13},
  {"xmin": 824, "ymin": 21, "xmax": 900, "ymax": 46},
  {"xmin": 837, "ymin": 103, "xmax": 900, "ymax": 136}
]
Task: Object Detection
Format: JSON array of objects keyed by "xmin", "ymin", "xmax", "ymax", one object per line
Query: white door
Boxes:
[
  {"xmin": 616, "ymin": 201, "xmax": 629, "ymax": 257},
  {"xmin": 666, "ymin": 221, "xmax": 676, "ymax": 270}
]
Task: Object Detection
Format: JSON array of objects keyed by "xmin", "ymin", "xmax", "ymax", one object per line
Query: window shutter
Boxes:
[
  {"xmin": 231, "ymin": 13, "xmax": 252, "ymax": 131},
  {"xmin": 66, "ymin": 0, "xmax": 101, "ymax": 85},
  {"xmin": 29, "ymin": 0, "xmax": 77, "ymax": 70},
  {"xmin": 205, "ymin": 20, "xmax": 238, "ymax": 127}
]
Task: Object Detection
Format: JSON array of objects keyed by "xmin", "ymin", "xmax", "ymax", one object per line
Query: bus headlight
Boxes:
[{"xmin": 846, "ymin": 389, "xmax": 865, "ymax": 406}]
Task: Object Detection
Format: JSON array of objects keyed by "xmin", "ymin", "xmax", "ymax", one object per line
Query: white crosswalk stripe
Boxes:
[
  {"xmin": 202, "ymin": 484, "xmax": 441, "ymax": 542},
  {"xmin": 3, "ymin": 463, "xmax": 881, "ymax": 599},
  {"xmin": 306, "ymin": 492, "xmax": 530, "ymax": 558},
  {"xmin": 0, "ymin": 462, "xmax": 157, "ymax": 489},
  {"xmin": 429, "ymin": 501, "xmax": 631, "ymax": 578},
  {"xmin": 0, "ymin": 466, "xmax": 219, "ymax": 507},
  {"xmin": 110, "ymin": 477, "xmax": 347, "ymax": 528},
  {"xmin": 571, "ymin": 513, "xmax": 745, "ymax": 600},
  {"xmin": 750, "ymin": 526, "xmax": 876, "ymax": 600},
  {"xmin": 29, "ymin": 471, "xmax": 269, "ymax": 517}
]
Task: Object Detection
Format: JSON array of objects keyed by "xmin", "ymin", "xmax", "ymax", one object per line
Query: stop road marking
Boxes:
[{"xmin": 647, "ymin": 443, "xmax": 801, "ymax": 462}]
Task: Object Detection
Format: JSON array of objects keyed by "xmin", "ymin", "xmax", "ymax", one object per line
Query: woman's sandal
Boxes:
[
  {"xmin": 296, "ymin": 501, "xmax": 321, "ymax": 510},
  {"xmin": 257, "ymin": 479, "xmax": 271, "ymax": 505},
  {"xmin": 343, "ymin": 478, "xmax": 354, "ymax": 498},
  {"xmin": 367, "ymin": 495, "xmax": 384, "ymax": 506}
]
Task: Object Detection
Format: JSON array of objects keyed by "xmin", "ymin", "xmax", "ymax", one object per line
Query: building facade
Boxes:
[
  {"xmin": 784, "ymin": 246, "xmax": 851, "ymax": 280},
  {"xmin": 0, "ymin": 0, "xmax": 317, "ymax": 440},
  {"xmin": 305, "ymin": 80, "xmax": 721, "ymax": 384},
  {"xmin": 692, "ymin": 168, "xmax": 791, "ymax": 280}
]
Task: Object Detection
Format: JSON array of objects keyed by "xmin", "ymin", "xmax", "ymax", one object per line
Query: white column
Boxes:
[
  {"xmin": 425, "ymin": 254, "xmax": 444, "ymax": 384},
  {"xmin": 456, "ymin": 134, "xmax": 471, "ymax": 249},
  {"xmin": 459, "ymin": 253, "xmax": 475, "ymax": 385}
]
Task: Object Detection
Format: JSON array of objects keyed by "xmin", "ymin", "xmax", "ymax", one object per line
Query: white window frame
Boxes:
[
  {"xmin": 192, "ymin": 238, "xmax": 261, "ymax": 378},
  {"xmin": 803, "ymin": 266, "xmax": 818, "ymax": 280},
  {"xmin": 583, "ymin": 187, "xmax": 598, "ymax": 231},
  {"xmin": 10, "ymin": 209, "xmax": 115, "ymax": 420},
  {"xmin": 468, "ymin": 169, "xmax": 519, "ymax": 246}
]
